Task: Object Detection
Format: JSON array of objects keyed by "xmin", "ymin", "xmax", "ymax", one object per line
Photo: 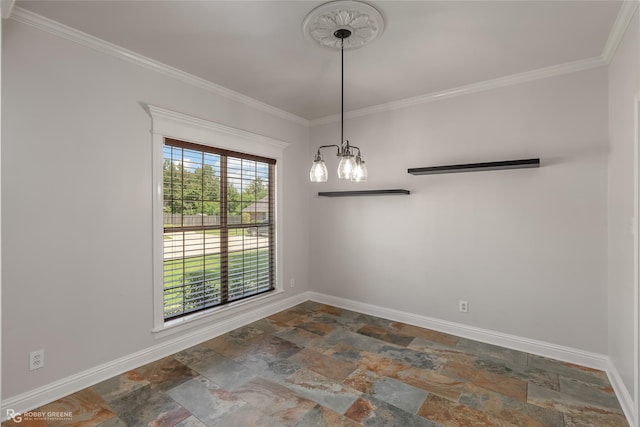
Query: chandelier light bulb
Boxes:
[
  {"xmin": 310, "ymin": 155, "xmax": 329, "ymax": 182},
  {"xmin": 337, "ymin": 154, "xmax": 356, "ymax": 179},
  {"xmin": 351, "ymin": 157, "xmax": 367, "ymax": 182}
]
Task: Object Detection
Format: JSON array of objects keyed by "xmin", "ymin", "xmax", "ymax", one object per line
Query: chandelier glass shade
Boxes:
[{"xmin": 309, "ymin": 151, "xmax": 329, "ymax": 182}]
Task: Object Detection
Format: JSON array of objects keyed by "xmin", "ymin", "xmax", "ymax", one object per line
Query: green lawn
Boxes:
[{"xmin": 163, "ymin": 248, "xmax": 270, "ymax": 318}]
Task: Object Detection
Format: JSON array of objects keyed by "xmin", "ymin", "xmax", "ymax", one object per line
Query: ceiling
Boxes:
[{"xmin": 16, "ymin": 0, "xmax": 623, "ymax": 121}]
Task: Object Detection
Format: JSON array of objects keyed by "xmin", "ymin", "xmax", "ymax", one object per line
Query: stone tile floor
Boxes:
[{"xmin": 3, "ymin": 301, "xmax": 628, "ymax": 426}]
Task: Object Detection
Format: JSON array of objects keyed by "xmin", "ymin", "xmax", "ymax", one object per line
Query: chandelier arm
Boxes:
[{"xmin": 317, "ymin": 144, "xmax": 342, "ymax": 156}]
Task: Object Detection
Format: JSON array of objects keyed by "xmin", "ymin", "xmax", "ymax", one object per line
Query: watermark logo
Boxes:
[
  {"xmin": 6, "ymin": 409, "xmax": 73, "ymax": 423},
  {"xmin": 6, "ymin": 409, "xmax": 22, "ymax": 423}
]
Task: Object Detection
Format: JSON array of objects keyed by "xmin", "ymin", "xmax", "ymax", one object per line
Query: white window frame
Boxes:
[{"xmin": 148, "ymin": 105, "xmax": 288, "ymax": 335}]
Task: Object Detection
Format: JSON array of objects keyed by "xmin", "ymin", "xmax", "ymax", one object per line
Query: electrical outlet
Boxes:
[
  {"xmin": 290, "ymin": 278, "xmax": 295, "ymax": 288},
  {"xmin": 459, "ymin": 300, "xmax": 468, "ymax": 313},
  {"xmin": 29, "ymin": 349, "xmax": 45, "ymax": 371}
]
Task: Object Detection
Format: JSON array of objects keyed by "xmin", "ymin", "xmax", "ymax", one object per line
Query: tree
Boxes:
[
  {"xmin": 163, "ymin": 160, "xmax": 223, "ymax": 216},
  {"xmin": 163, "ymin": 153, "xmax": 269, "ymax": 221},
  {"xmin": 227, "ymin": 186, "xmax": 241, "ymax": 216},
  {"xmin": 182, "ymin": 164, "xmax": 202, "ymax": 215},
  {"xmin": 244, "ymin": 177, "xmax": 267, "ymax": 202},
  {"xmin": 200, "ymin": 164, "xmax": 221, "ymax": 216},
  {"xmin": 163, "ymin": 159, "xmax": 182, "ymax": 215},
  {"xmin": 238, "ymin": 177, "xmax": 268, "ymax": 215}
]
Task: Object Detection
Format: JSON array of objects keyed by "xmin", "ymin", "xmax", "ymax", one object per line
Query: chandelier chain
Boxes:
[{"xmin": 341, "ymin": 37, "xmax": 344, "ymax": 146}]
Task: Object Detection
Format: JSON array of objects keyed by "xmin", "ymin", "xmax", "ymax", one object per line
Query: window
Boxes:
[
  {"xmin": 149, "ymin": 105, "xmax": 287, "ymax": 332},
  {"xmin": 162, "ymin": 138, "xmax": 276, "ymax": 320}
]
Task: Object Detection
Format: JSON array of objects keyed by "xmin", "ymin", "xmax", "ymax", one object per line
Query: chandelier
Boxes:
[{"xmin": 304, "ymin": 1, "xmax": 385, "ymax": 183}]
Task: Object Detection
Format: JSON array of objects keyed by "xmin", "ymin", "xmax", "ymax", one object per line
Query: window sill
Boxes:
[{"xmin": 152, "ymin": 288, "xmax": 284, "ymax": 339}]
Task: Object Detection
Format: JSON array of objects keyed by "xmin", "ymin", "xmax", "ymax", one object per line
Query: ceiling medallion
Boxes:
[{"xmin": 302, "ymin": 0, "xmax": 385, "ymax": 50}]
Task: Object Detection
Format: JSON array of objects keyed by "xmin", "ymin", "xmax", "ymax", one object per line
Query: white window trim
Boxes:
[{"xmin": 148, "ymin": 105, "xmax": 289, "ymax": 335}]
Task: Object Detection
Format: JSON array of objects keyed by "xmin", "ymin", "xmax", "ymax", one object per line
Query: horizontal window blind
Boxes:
[{"xmin": 163, "ymin": 138, "xmax": 275, "ymax": 320}]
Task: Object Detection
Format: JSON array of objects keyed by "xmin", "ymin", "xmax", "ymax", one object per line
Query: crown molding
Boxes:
[
  {"xmin": 602, "ymin": 1, "xmax": 639, "ymax": 64},
  {"xmin": 9, "ymin": 4, "xmax": 628, "ymax": 128},
  {"xmin": 308, "ymin": 1, "xmax": 635, "ymax": 126},
  {"xmin": 310, "ymin": 56, "xmax": 606, "ymax": 126},
  {"xmin": 1, "ymin": 0, "xmax": 15, "ymax": 19},
  {"xmin": 9, "ymin": 7, "xmax": 309, "ymax": 127}
]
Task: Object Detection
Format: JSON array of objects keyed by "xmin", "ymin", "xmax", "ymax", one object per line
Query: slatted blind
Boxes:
[{"xmin": 162, "ymin": 138, "xmax": 275, "ymax": 320}]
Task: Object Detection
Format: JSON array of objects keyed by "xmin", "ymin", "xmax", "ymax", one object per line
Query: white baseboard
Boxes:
[
  {"xmin": 1, "ymin": 291, "xmax": 311, "ymax": 421},
  {"xmin": 3, "ymin": 290, "xmax": 635, "ymax": 427},
  {"xmin": 309, "ymin": 292, "xmax": 608, "ymax": 369},
  {"xmin": 605, "ymin": 358, "xmax": 637, "ymax": 427},
  {"xmin": 309, "ymin": 292, "xmax": 638, "ymax": 426}
]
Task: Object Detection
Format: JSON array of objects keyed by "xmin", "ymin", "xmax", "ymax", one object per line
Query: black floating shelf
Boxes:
[
  {"xmin": 408, "ymin": 158, "xmax": 540, "ymax": 175},
  {"xmin": 318, "ymin": 189, "xmax": 411, "ymax": 197}
]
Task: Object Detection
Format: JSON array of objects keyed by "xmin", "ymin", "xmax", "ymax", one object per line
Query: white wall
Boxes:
[
  {"xmin": 310, "ymin": 67, "xmax": 609, "ymax": 354},
  {"xmin": 1, "ymin": 19, "xmax": 310, "ymax": 399},
  {"xmin": 608, "ymin": 8, "xmax": 639, "ymax": 406},
  {"xmin": 2, "ymin": 4, "xmax": 633, "ymax": 414}
]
